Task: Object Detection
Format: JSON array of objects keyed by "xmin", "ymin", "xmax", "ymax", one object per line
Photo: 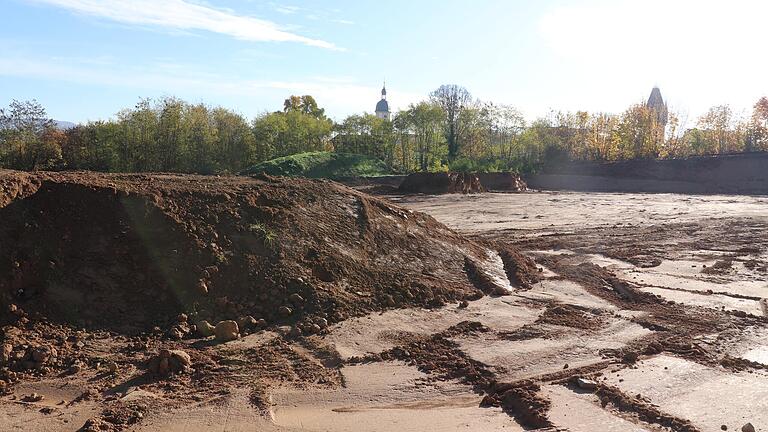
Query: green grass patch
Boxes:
[{"xmin": 242, "ymin": 151, "xmax": 392, "ymax": 178}]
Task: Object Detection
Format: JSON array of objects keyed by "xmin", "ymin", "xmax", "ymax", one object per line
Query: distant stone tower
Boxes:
[
  {"xmin": 375, "ymin": 82, "xmax": 391, "ymax": 120},
  {"xmin": 646, "ymin": 86, "xmax": 668, "ymax": 127}
]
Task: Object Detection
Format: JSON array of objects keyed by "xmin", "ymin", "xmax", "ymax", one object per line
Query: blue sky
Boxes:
[{"xmin": 1, "ymin": 0, "xmax": 766, "ymax": 125}]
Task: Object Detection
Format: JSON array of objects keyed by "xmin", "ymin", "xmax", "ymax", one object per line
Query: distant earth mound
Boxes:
[
  {"xmin": 399, "ymin": 172, "xmax": 485, "ymax": 194},
  {"xmin": 0, "ymin": 170, "xmax": 533, "ymax": 334},
  {"xmin": 241, "ymin": 151, "xmax": 392, "ymax": 179}
]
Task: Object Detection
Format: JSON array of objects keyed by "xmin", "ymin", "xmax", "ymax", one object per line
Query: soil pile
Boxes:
[
  {"xmin": 399, "ymin": 172, "xmax": 485, "ymax": 194},
  {"xmin": 476, "ymin": 173, "xmax": 528, "ymax": 192},
  {"xmin": 0, "ymin": 170, "xmax": 529, "ymax": 334}
]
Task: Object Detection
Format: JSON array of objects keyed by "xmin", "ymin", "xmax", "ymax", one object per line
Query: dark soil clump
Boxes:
[
  {"xmin": 536, "ymin": 303, "xmax": 604, "ymax": 330},
  {"xmin": 498, "ymin": 247, "xmax": 540, "ymax": 290},
  {"xmin": 592, "ymin": 383, "xmax": 702, "ymax": 432}
]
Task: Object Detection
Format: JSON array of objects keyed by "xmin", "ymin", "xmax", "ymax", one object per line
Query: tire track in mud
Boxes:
[
  {"xmin": 513, "ymin": 249, "xmax": 768, "ymax": 430},
  {"xmin": 345, "ymin": 321, "xmax": 555, "ymax": 429},
  {"xmin": 387, "ymin": 236, "xmax": 767, "ymax": 430},
  {"xmin": 573, "ymin": 380, "xmax": 702, "ymax": 432}
]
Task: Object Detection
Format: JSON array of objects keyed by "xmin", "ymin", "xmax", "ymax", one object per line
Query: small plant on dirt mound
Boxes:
[{"xmin": 248, "ymin": 222, "xmax": 277, "ymax": 248}]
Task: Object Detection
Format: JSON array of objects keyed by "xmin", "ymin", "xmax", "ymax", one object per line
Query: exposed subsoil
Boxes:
[
  {"xmin": 0, "ymin": 171, "xmax": 500, "ymax": 332},
  {"xmin": 2, "ymin": 170, "xmax": 767, "ymax": 432},
  {"xmin": 0, "ymin": 169, "xmax": 539, "ymax": 431},
  {"xmin": 398, "ymin": 172, "xmax": 485, "ymax": 194}
]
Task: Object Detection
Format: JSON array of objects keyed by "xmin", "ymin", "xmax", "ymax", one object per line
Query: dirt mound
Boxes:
[
  {"xmin": 399, "ymin": 172, "xmax": 485, "ymax": 194},
  {"xmin": 476, "ymin": 173, "xmax": 528, "ymax": 192},
  {"xmin": 0, "ymin": 170, "xmax": 40, "ymax": 208},
  {"xmin": 0, "ymin": 171, "xmax": 532, "ymax": 334}
]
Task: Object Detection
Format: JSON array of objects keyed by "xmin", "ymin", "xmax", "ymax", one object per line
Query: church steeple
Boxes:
[
  {"xmin": 375, "ymin": 80, "xmax": 391, "ymax": 120},
  {"xmin": 646, "ymin": 86, "xmax": 668, "ymax": 127}
]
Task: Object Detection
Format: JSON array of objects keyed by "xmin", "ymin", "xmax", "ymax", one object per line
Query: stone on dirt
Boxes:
[
  {"xmin": 30, "ymin": 345, "xmax": 56, "ymax": 364},
  {"xmin": 214, "ymin": 320, "xmax": 240, "ymax": 342},
  {"xmin": 69, "ymin": 362, "xmax": 83, "ymax": 374},
  {"xmin": 288, "ymin": 326, "xmax": 302, "ymax": 338},
  {"xmin": 237, "ymin": 315, "xmax": 258, "ymax": 332},
  {"xmin": 22, "ymin": 393, "xmax": 44, "ymax": 402},
  {"xmin": 196, "ymin": 320, "xmax": 215, "ymax": 337},
  {"xmin": 576, "ymin": 377, "xmax": 598, "ymax": 391},
  {"xmin": 148, "ymin": 349, "xmax": 192, "ymax": 375},
  {"xmin": 742, "ymin": 423, "xmax": 755, "ymax": 432},
  {"xmin": 1, "ymin": 343, "xmax": 12, "ymax": 363}
]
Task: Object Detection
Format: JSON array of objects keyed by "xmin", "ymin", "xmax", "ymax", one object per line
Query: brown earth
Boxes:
[
  {"xmin": 341, "ymin": 172, "xmax": 528, "ymax": 195},
  {"xmin": 398, "ymin": 172, "xmax": 485, "ymax": 194},
  {"xmin": 527, "ymin": 152, "xmax": 768, "ymax": 194},
  {"xmin": 0, "ymin": 170, "xmax": 512, "ymax": 333},
  {"xmin": 0, "ymin": 169, "xmax": 542, "ymax": 431},
  {"xmin": 3, "ymin": 172, "xmax": 768, "ymax": 432}
]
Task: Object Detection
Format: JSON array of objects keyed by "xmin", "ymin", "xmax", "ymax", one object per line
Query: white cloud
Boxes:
[
  {"xmin": 537, "ymin": 0, "xmax": 768, "ymax": 118},
  {"xmin": 274, "ymin": 5, "xmax": 299, "ymax": 15},
  {"xmin": 28, "ymin": 0, "xmax": 340, "ymax": 50}
]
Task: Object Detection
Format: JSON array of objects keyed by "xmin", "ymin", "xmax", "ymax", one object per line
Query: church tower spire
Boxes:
[
  {"xmin": 646, "ymin": 86, "xmax": 668, "ymax": 127},
  {"xmin": 375, "ymin": 80, "xmax": 391, "ymax": 120}
]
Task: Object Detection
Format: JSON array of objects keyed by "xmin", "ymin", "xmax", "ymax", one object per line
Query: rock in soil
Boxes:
[
  {"xmin": 576, "ymin": 377, "xmax": 598, "ymax": 391},
  {"xmin": 22, "ymin": 393, "xmax": 44, "ymax": 402},
  {"xmin": 148, "ymin": 349, "xmax": 192, "ymax": 375},
  {"xmin": 214, "ymin": 320, "xmax": 240, "ymax": 342},
  {"xmin": 196, "ymin": 320, "xmax": 216, "ymax": 337}
]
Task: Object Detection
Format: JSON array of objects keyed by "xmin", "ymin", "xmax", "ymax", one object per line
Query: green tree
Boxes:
[
  {"xmin": 212, "ymin": 107, "xmax": 256, "ymax": 172},
  {"xmin": 403, "ymin": 102, "xmax": 446, "ymax": 171},
  {"xmin": 430, "ymin": 84, "xmax": 472, "ymax": 161},
  {"xmin": 252, "ymin": 96, "xmax": 333, "ymax": 160},
  {"xmin": 155, "ymin": 97, "xmax": 186, "ymax": 171},
  {"xmin": 0, "ymin": 99, "xmax": 62, "ymax": 170},
  {"xmin": 184, "ymin": 103, "xmax": 218, "ymax": 174},
  {"xmin": 284, "ymin": 95, "xmax": 327, "ymax": 120}
]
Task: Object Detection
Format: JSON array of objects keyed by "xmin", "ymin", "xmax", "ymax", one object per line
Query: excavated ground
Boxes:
[
  {"xmin": 0, "ymin": 170, "xmax": 535, "ymax": 432},
  {"xmin": 2, "ymin": 172, "xmax": 767, "ymax": 432}
]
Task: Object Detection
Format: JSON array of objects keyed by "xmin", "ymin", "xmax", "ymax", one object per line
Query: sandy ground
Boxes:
[
  {"xmin": 394, "ymin": 191, "xmax": 768, "ymax": 431},
  {"xmin": 4, "ymin": 188, "xmax": 768, "ymax": 431},
  {"xmin": 391, "ymin": 191, "xmax": 768, "ymax": 233},
  {"xmin": 241, "ymin": 191, "xmax": 768, "ymax": 431}
]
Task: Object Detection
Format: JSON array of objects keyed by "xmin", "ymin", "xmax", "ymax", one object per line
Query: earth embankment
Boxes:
[{"xmin": 527, "ymin": 152, "xmax": 768, "ymax": 194}]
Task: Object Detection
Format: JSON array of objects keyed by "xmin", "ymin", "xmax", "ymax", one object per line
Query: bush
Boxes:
[{"xmin": 241, "ymin": 151, "xmax": 392, "ymax": 178}]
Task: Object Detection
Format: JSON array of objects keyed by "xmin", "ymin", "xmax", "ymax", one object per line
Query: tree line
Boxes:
[{"xmin": 2, "ymin": 86, "xmax": 767, "ymax": 174}]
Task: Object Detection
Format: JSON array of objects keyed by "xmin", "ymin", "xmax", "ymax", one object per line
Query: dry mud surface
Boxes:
[{"xmin": 2, "ymin": 172, "xmax": 767, "ymax": 432}]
